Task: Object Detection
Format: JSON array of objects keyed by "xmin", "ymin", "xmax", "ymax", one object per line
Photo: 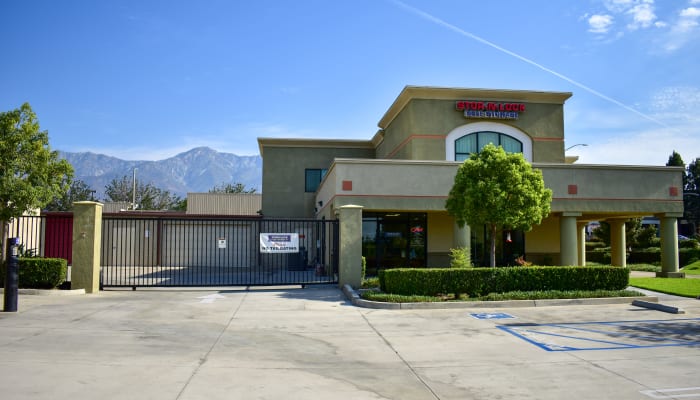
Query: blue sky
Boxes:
[{"xmin": 1, "ymin": 0, "xmax": 699, "ymax": 166}]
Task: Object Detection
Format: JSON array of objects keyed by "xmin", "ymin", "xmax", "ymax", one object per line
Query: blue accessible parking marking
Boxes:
[
  {"xmin": 498, "ymin": 318, "xmax": 700, "ymax": 351},
  {"xmin": 470, "ymin": 312, "xmax": 516, "ymax": 320}
]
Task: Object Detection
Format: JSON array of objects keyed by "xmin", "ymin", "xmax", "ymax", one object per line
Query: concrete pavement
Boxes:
[{"xmin": 1, "ymin": 286, "xmax": 699, "ymax": 400}]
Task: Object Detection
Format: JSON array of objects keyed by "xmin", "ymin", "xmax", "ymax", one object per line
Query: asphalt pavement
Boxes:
[{"xmin": 1, "ymin": 285, "xmax": 699, "ymax": 400}]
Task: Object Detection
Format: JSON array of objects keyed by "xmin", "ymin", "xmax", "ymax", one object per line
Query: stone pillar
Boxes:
[
  {"xmin": 608, "ymin": 219, "xmax": 626, "ymax": 268},
  {"xmin": 657, "ymin": 214, "xmax": 684, "ymax": 278},
  {"xmin": 71, "ymin": 201, "xmax": 103, "ymax": 293},
  {"xmin": 338, "ymin": 205, "xmax": 363, "ymax": 289},
  {"xmin": 559, "ymin": 213, "xmax": 580, "ymax": 266},
  {"xmin": 577, "ymin": 222, "xmax": 588, "ymax": 266}
]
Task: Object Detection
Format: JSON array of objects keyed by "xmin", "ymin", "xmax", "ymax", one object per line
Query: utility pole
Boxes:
[{"xmin": 132, "ymin": 168, "xmax": 137, "ymax": 210}]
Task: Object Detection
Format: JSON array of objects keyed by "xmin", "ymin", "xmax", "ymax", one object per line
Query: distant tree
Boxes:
[
  {"xmin": 687, "ymin": 158, "xmax": 700, "ymax": 193},
  {"xmin": 44, "ymin": 179, "xmax": 96, "ymax": 211},
  {"xmin": 445, "ymin": 144, "xmax": 552, "ymax": 267},
  {"xmin": 667, "ymin": 150, "xmax": 688, "ymax": 189},
  {"xmin": 685, "ymin": 158, "xmax": 700, "ymax": 237},
  {"xmin": 0, "ymin": 103, "xmax": 73, "ymax": 256},
  {"xmin": 105, "ymin": 175, "xmax": 182, "ymax": 210},
  {"xmin": 209, "ymin": 182, "xmax": 257, "ymax": 194},
  {"xmin": 666, "ymin": 150, "xmax": 685, "ymax": 167}
]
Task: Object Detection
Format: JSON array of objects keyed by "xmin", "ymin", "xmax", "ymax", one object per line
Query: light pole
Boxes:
[{"xmin": 565, "ymin": 143, "xmax": 588, "ymax": 151}]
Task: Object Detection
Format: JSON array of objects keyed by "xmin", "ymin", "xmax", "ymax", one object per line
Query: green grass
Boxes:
[
  {"xmin": 629, "ymin": 277, "xmax": 700, "ymax": 298},
  {"xmin": 681, "ymin": 260, "xmax": 700, "ymax": 275}
]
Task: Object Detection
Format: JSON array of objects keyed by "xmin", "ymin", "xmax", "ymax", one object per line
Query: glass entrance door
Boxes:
[{"xmin": 362, "ymin": 212, "xmax": 427, "ymax": 275}]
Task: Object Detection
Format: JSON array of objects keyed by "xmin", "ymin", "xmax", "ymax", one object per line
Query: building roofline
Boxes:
[
  {"xmin": 257, "ymin": 137, "xmax": 374, "ymax": 156},
  {"xmin": 378, "ymin": 86, "xmax": 573, "ymax": 129}
]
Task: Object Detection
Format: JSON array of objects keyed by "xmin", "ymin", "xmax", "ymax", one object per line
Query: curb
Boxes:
[
  {"xmin": 0, "ymin": 288, "xmax": 86, "ymax": 296},
  {"xmin": 632, "ymin": 299, "xmax": 685, "ymax": 314},
  {"xmin": 342, "ymin": 284, "xmax": 658, "ymax": 310}
]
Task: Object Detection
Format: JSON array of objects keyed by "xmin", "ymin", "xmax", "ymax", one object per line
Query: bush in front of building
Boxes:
[
  {"xmin": 0, "ymin": 258, "xmax": 67, "ymax": 289},
  {"xmin": 378, "ymin": 266, "xmax": 629, "ymax": 297},
  {"xmin": 449, "ymin": 247, "xmax": 471, "ymax": 268}
]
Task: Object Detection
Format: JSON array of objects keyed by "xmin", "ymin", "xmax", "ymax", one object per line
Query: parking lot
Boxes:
[{"xmin": 1, "ymin": 287, "xmax": 699, "ymax": 400}]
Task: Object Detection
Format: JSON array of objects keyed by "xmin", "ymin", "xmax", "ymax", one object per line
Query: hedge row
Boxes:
[
  {"xmin": 378, "ymin": 266, "xmax": 630, "ymax": 297},
  {"xmin": 587, "ymin": 248, "xmax": 700, "ymax": 266},
  {"xmin": 0, "ymin": 258, "xmax": 67, "ymax": 289}
]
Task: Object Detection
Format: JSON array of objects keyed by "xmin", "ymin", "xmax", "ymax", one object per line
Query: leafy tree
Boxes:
[
  {"xmin": 666, "ymin": 150, "xmax": 688, "ymax": 190},
  {"xmin": 445, "ymin": 144, "xmax": 552, "ymax": 267},
  {"xmin": 0, "ymin": 103, "xmax": 73, "ymax": 256},
  {"xmin": 44, "ymin": 179, "xmax": 96, "ymax": 211},
  {"xmin": 687, "ymin": 158, "xmax": 700, "ymax": 193},
  {"xmin": 209, "ymin": 182, "xmax": 257, "ymax": 194},
  {"xmin": 105, "ymin": 175, "xmax": 182, "ymax": 210},
  {"xmin": 666, "ymin": 150, "xmax": 684, "ymax": 167}
]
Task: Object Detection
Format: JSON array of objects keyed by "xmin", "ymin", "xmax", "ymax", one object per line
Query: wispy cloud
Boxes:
[
  {"xmin": 662, "ymin": 5, "xmax": 700, "ymax": 51},
  {"xmin": 388, "ymin": 0, "xmax": 668, "ymax": 129},
  {"xmin": 571, "ymin": 85, "xmax": 700, "ymax": 165},
  {"xmin": 584, "ymin": 0, "xmax": 700, "ymax": 52},
  {"xmin": 588, "ymin": 14, "xmax": 615, "ymax": 33}
]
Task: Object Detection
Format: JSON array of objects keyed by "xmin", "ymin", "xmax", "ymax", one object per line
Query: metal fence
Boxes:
[
  {"xmin": 8, "ymin": 213, "xmax": 73, "ymax": 263},
  {"xmin": 100, "ymin": 216, "xmax": 339, "ymax": 287}
]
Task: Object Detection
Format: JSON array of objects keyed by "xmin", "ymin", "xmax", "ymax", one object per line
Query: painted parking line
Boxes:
[
  {"xmin": 498, "ymin": 318, "xmax": 700, "ymax": 351},
  {"xmin": 640, "ymin": 386, "xmax": 700, "ymax": 399}
]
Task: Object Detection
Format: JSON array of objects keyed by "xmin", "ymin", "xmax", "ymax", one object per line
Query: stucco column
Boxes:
[
  {"xmin": 71, "ymin": 201, "xmax": 103, "ymax": 293},
  {"xmin": 657, "ymin": 214, "xmax": 684, "ymax": 278},
  {"xmin": 577, "ymin": 222, "xmax": 587, "ymax": 266},
  {"xmin": 559, "ymin": 213, "xmax": 580, "ymax": 266},
  {"xmin": 453, "ymin": 222, "xmax": 471, "ymax": 251},
  {"xmin": 338, "ymin": 205, "xmax": 363, "ymax": 289},
  {"xmin": 608, "ymin": 219, "xmax": 626, "ymax": 268}
]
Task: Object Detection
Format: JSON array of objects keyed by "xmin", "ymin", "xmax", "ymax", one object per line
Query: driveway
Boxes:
[{"xmin": 1, "ymin": 286, "xmax": 699, "ymax": 400}]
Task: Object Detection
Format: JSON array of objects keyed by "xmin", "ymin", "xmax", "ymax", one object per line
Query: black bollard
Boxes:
[{"xmin": 3, "ymin": 237, "xmax": 20, "ymax": 312}]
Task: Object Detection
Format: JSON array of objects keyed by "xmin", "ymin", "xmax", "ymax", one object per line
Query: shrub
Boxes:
[
  {"xmin": 585, "ymin": 241, "xmax": 607, "ymax": 251},
  {"xmin": 0, "ymin": 258, "xmax": 67, "ymax": 289},
  {"xmin": 679, "ymin": 239, "xmax": 699, "ymax": 249},
  {"xmin": 449, "ymin": 247, "xmax": 471, "ymax": 268},
  {"xmin": 379, "ymin": 266, "xmax": 629, "ymax": 297}
]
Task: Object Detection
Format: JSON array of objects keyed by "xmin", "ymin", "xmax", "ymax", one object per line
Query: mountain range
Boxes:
[{"xmin": 59, "ymin": 147, "xmax": 262, "ymax": 200}]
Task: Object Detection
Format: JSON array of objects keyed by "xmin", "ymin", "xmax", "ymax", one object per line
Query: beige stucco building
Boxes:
[{"xmin": 258, "ymin": 86, "xmax": 684, "ymax": 276}]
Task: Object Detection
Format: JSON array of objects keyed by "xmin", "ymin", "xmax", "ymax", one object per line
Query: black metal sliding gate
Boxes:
[{"xmin": 100, "ymin": 216, "xmax": 339, "ymax": 288}]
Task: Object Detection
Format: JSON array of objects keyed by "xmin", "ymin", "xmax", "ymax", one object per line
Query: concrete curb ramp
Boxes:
[{"xmin": 343, "ymin": 284, "xmax": 659, "ymax": 310}]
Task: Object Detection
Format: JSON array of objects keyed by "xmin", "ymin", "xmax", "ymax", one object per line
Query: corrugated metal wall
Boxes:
[{"xmin": 186, "ymin": 193, "xmax": 262, "ymax": 216}]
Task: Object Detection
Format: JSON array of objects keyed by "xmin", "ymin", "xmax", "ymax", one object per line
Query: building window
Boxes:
[
  {"xmin": 305, "ymin": 169, "xmax": 327, "ymax": 192},
  {"xmin": 455, "ymin": 131, "xmax": 523, "ymax": 161}
]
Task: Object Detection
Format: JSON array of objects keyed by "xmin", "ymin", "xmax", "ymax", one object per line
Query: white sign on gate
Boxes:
[{"xmin": 260, "ymin": 233, "xmax": 299, "ymax": 253}]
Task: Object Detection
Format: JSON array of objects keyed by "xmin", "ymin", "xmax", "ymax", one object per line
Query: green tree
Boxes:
[
  {"xmin": 685, "ymin": 158, "xmax": 700, "ymax": 237},
  {"xmin": 209, "ymin": 182, "xmax": 257, "ymax": 194},
  {"xmin": 445, "ymin": 144, "xmax": 552, "ymax": 267},
  {"xmin": 0, "ymin": 103, "xmax": 73, "ymax": 255},
  {"xmin": 666, "ymin": 150, "xmax": 688, "ymax": 190},
  {"xmin": 105, "ymin": 175, "xmax": 182, "ymax": 210},
  {"xmin": 666, "ymin": 150, "xmax": 685, "ymax": 167},
  {"xmin": 44, "ymin": 179, "xmax": 96, "ymax": 211}
]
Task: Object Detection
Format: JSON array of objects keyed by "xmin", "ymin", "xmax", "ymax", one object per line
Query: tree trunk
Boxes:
[
  {"xmin": 1, "ymin": 221, "xmax": 7, "ymax": 262},
  {"xmin": 489, "ymin": 224, "xmax": 497, "ymax": 268}
]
